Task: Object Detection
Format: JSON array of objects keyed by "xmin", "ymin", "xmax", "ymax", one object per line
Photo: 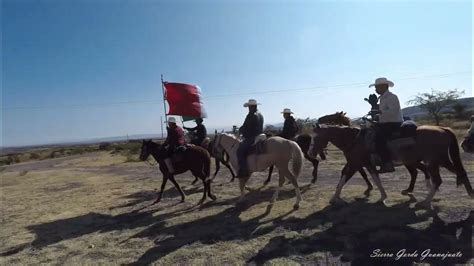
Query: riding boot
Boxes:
[{"xmin": 164, "ymin": 158, "xmax": 175, "ymax": 174}]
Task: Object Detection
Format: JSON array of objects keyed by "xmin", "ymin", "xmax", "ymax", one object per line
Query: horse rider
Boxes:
[
  {"xmin": 369, "ymin": 77, "xmax": 404, "ymax": 173},
  {"xmin": 278, "ymin": 108, "xmax": 298, "ymax": 140},
  {"xmin": 163, "ymin": 117, "xmax": 186, "ymax": 174},
  {"xmin": 237, "ymin": 99, "xmax": 264, "ymax": 178},
  {"xmin": 184, "ymin": 118, "xmax": 207, "ymax": 146}
]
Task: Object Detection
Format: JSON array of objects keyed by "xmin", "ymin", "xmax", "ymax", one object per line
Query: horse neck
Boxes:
[
  {"xmin": 220, "ymin": 135, "xmax": 239, "ymax": 154},
  {"xmin": 326, "ymin": 127, "xmax": 358, "ymax": 152},
  {"xmin": 149, "ymin": 144, "xmax": 163, "ymax": 162}
]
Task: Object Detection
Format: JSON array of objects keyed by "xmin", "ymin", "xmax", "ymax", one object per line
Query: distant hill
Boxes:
[{"xmin": 402, "ymin": 97, "xmax": 474, "ymax": 119}]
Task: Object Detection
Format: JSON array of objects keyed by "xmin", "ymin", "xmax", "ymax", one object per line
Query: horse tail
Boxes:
[
  {"xmin": 290, "ymin": 141, "xmax": 304, "ymax": 178},
  {"xmin": 444, "ymin": 128, "xmax": 472, "ymax": 192}
]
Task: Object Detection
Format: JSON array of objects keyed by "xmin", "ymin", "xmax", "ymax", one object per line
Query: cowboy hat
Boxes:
[
  {"xmin": 281, "ymin": 108, "xmax": 294, "ymax": 114},
  {"xmin": 243, "ymin": 99, "xmax": 261, "ymax": 107},
  {"xmin": 168, "ymin": 117, "xmax": 177, "ymax": 123},
  {"xmin": 369, "ymin": 77, "xmax": 394, "ymax": 88}
]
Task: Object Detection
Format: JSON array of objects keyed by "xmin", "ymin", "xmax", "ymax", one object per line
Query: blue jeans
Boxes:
[{"xmin": 237, "ymin": 137, "xmax": 255, "ymax": 176}]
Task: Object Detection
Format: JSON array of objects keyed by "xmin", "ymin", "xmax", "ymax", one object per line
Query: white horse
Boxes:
[{"xmin": 213, "ymin": 133, "xmax": 304, "ymax": 209}]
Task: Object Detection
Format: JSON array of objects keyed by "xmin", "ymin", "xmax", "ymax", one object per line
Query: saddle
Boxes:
[
  {"xmin": 365, "ymin": 122, "xmax": 418, "ymax": 166},
  {"xmin": 248, "ymin": 134, "xmax": 267, "ymax": 155},
  {"xmin": 171, "ymin": 145, "xmax": 188, "ymax": 162}
]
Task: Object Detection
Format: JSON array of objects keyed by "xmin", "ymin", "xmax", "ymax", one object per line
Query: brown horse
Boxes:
[
  {"xmin": 308, "ymin": 125, "xmax": 473, "ymax": 208},
  {"xmin": 318, "ymin": 111, "xmax": 431, "ymax": 195},
  {"xmin": 139, "ymin": 140, "xmax": 216, "ymax": 204}
]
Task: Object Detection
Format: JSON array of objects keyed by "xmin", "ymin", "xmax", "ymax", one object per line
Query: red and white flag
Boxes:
[{"xmin": 163, "ymin": 82, "xmax": 207, "ymax": 118}]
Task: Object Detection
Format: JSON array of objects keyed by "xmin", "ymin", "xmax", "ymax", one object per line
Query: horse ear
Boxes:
[{"xmin": 343, "ymin": 112, "xmax": 347, "ymax": 115}]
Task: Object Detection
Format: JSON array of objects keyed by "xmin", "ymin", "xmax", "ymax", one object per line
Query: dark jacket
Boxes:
[
  {"xmin": 280, "ymin": 116, "xmax": 298, "ymax": 139},
  {"xmin": 239, "ymin": 111, "xmax": 264, "ymax": 139},
  {"xmin": 184, "ymin": 124, "xmax": 207, "ymax": 141},
  {"xmin": 164, "ymin": 126, "xmax": 185, "ymax": 148}
]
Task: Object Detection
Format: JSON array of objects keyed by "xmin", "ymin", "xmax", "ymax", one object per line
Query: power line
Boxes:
[{"xmin": 3, "ymin": 71, "xmax": 471, "ymax": 110}]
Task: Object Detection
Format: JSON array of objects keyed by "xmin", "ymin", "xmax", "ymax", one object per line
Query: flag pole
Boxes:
[{"xmin": 161, "ymin": 74, "xmax": 168, "ymax": 124}]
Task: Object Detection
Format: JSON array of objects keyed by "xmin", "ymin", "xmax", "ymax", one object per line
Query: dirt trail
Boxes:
[{"xmin": 1, "ymin": 149, "xmax": 472, "ymax": 264}]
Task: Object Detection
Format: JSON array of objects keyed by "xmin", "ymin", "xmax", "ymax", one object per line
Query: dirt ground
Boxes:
[{"xmin": 1, "ymin": 147, "xmax": 473, "ymax": 265}]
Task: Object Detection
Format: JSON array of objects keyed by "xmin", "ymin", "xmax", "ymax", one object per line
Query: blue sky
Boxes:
[{"xmin": 2, "ymin": 0, "xmax": 472, "ymax": 147}]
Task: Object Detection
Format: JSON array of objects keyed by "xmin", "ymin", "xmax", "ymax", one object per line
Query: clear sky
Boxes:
[{"xmin": 2, "ymin": 0, "xmax": 472, "ymax": 147}]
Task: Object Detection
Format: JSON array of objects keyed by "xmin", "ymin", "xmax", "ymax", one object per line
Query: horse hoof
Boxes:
[
  {"xmin": 263, "ymin": 181, "xmax": 270, "ymax": 186},
  {"xmin": 329, "ymin": 197, "xmax": 342, "ymax": 205},
  {"xmin": 210, "ymin": 195, "xmax": 217, "ymax": 201},
  {"xmin": 401, "ymin": 189, "xmax": 412, "ymax": 195},
  {"xmin": 293, "ymin": 204, "xmax": 300, "ymax": 210},
  {"xmin": 180, "ymin": 199, "xmax": 185, "ymax": 203}
]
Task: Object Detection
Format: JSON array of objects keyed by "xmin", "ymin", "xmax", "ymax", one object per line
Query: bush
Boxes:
[{"xmin": 29, "ymin": 153, "xmax": 41, "ymax": 160}]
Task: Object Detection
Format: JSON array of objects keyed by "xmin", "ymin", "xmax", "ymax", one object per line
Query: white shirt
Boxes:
[{"xmin": 378, "ymin": 90, "xmax": 403, "ymax": 123}]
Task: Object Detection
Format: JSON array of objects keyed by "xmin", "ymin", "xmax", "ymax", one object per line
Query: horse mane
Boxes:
[
  {"xmin": 318, "ymin": 112, "xmax": 352, "ymax": 126},
  {"xmin": 221, "ymin": 133, "xmax": 238, "ymax": 140}
]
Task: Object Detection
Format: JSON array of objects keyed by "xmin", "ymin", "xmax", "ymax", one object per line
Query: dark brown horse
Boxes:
[
  {"xmin": 139, "ymin": 140, "xmax": 216, "ymax": 204},
  {"xmin": 189, "ymin": 137, "xmax": 236, "ymax": 184},
  {"xmin": 308, "ymin": 125, "xmax": 473, "ymax": 208},
  {"xmin": 318, "ymin": 111, "xmax": 431, "ymax": 195}
]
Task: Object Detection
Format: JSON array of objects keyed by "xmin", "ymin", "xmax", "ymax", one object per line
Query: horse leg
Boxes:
[
  {"xmin": 264, "ymin": 165, "xmax": 273, "ymax": 186},
  {"xmin": 417, "ymin": 164, "xmax": 441, "ymax": 208},
  {"xmin": 238, "ymin": 177, "xmax": 248, "ymax": 202},
  {"xmin": 191, "ymin": 176, "xmax": 199, "ymax": 185},
  {"xmin": 206, "ymin": 179, "xmax": 217, "ymax": 201},
  {"xmin": 154, "ymin": 176, "xmax": 168, "ymax": 204},
  {"xmin": 366, "ymin": 167, "xmax": 387, "ymax": 204},
  {"xmin": 198, "ymin": 176, "xmax": 208, "ymax": 204},
  {"xmin": 168, "ymin": 175, "xmax": 185, "ymax": 202},
  {"xmin": 402, "ymin": 164, "xmax": 419, "ymax": 195},
  {"xmin": 223, "ymin": 159, "xmax": 236, "ymax": 183},
  {"xmin": 270, "ymin": 170, "xmax": 285, "ymax": 205},
  {"xmin": 310, "ymin": 158, "xmax": 319, "ymax": 184},
  {"xmin": 283, "ymin": 168, "xmax": 302, "ymax": 210},
  {"xmin": 418, "ymin": 162, "xmax": 432, "ymax": 191},
  {"xmin": 211, "ymin": 158, "xmax": 220, "ymax": 182},
  {"xmin": 359, "ymin": 168, "xmax": 373, "ymax": 196},
  {"xmin": 330, "ymin": 164, "xmax": 357, "ymax": 204}
]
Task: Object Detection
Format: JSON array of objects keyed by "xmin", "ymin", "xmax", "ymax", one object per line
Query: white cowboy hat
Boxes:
[
  {"xmin": 243, "ymin": 99, "xmax": 261, "ymax": 107},
  {"xmin": 168, "ymin": 117, "xmax": 177, "ymax": 123},
  {"xmin": 281, "ymin": 108, "xmax": 294, "ymax": 114},
  {"xmin": 369, "ymin": 77, "xmax": 394, "ymax": 88}
]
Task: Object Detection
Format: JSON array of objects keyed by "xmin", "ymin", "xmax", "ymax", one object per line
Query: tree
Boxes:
[
  {"xmin": 407, "ymin": 89, "xmax": 464, "ymax": 125},
  {"xmin": 452, "ymin": 103, "xmax": 466, "ymax": 119}
]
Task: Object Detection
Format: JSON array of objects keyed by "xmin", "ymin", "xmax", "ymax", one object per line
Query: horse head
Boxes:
[
  {"xmin": 139, "ymin": 140, "xmax": 163, "ymax": 161},
  {"xmin": 318, "ymin": 111, "xmax": 351, "ymax": 126}
]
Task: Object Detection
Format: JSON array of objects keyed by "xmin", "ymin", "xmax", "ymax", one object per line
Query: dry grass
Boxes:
[{"xmin": 0, "ymin": 147, "xmax": 473, "ymax": 265}]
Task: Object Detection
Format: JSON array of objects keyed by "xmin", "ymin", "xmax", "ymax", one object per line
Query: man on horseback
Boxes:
[
  {"xmin": 278, "ymin": 108, "xmax": 298, "ymax": 140},
  {"xmin": 237, "ymin": 99, "xmax": 264, "ymax": 178},
  {"xmin": 369, "ymin": 77, "xmax": 404, "ymax": 173},
  {"xmin": 184, "ymin": 118, "xmax": 207, "ymax": 146},
  {"xmin": 163, "ymin": 117, "xmax": 186, "ymax": 174}
]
